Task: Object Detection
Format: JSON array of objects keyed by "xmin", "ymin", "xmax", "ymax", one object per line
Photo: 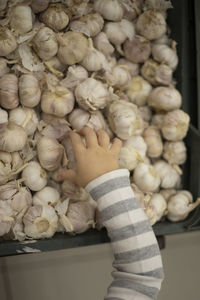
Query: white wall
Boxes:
[{"xmin": 0, "ymin": 231, "xmax": 200, "ymax": 300}]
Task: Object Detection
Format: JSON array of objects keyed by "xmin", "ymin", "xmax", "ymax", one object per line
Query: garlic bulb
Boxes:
[
  {"xmin": 104, "ymin": 19, "xmax": 135, "ymax": 51},
  {"xmin": 40, "ymin": 4, "xmax": 69, "ymax": 31},
  {"xmin": 152, "ymin": 44, "xmax": 178, "ymax": 70},
  {"xmin": 104, "ymin": 65, "xmax": 131, "ymax": 89},
  {"xmin": 81, "ymin": 38, "xmax": 107, "ymax": 71},
  {"xmin": 68, "ymin": 108, "xmax": 90, "ymax": 131},
  {"xmin": 22, "ymin": 161, "xmax": 47, "ymax": 192},
  {"xmin": 139, "ymin": 106, "xmax": 152, "ymax": 122},
  {"xmin": 93, "ymin": 32, "xmax": 114, "ymax": 56},
  {"xmin": 0, "ymin": 27, "xmax": 17, "ymax": 57},
  {"xmin": 123, "ymin": 35, "xmax": 151, "ymax": 63},
  {"xmin": 19, "ymin": 74, "xmax": 41, "ymax": 108},
  {"xmin": 10, "ymin": 5, "xmax": 33, "ymax": 34},
  {"xmin": 57, "ymin": 31, "xmax": 88, "ymax": 65},
  {"xmin": 163, "ymin": 141, "xmax": 187, "ymax": 165},
  {"xmin": 37, "ymin": 136, "xmax": 64, "ymax": 171},
  {"xmin": 60, "ymin": 65, "xmax": 88, "ymax": 90},
  {"xmin": 151, "ymin": 113, "xmax": 165, "ymax": 128},
  {"xmin": 31, "ymin": 0, "xmax": 49, "ymax": 13},
  {"xmin": 11, "ymin": 187, "xmax": 32, "ymax": 213},
  {"xmin": 167, "ymin": 191, "xmax": 200, "ymax": 222},
  {"xmin": 133, "ymin": 162, "xmax": 160, "ymax": 192},
  {"xmin": 126, "ymin": 75, "xmax": 152, "ymax": 106},
  {"xmin": 75, "ymin": 78, "xmax": 111, "ymax": 111},
  {"xmin": 94, "ymin": 0, "xmax": 124, "ymax": 21},
  {"xmin": 0, "ymin": 58, "xmax": 9, "ymax": 77},
  {"xmin": 123, "ymin": 135, "xmax": 147, "ymax": 159},
  {"xmin": 0, "ymin": 74, "xmax": 19, "ymax": 109},
  {"xmin": 0, "ymin": 122, "xmax": 27, "ymax": 152},
  {"xmin": 33, "ymin": 186, "xmax": 60, "ymax": 207},
  {"xmin": 119, "ymin": 145, "xmax": 143, "ymax": 171},
  {"xmin": 161, "ymin": 109, "xmax": 190, "ymax": 141},
  {"xmin": 32, "ymin": 27, "xmax": 58, "ymax": 61},
  {"xmin": 160, "ymin": 189, "xmax": 176, "ymax": 202},
  {"xmin": 0, "ymin": 108, "xmax": 8, "ymax": 124},
  {"xmin": 141, "ymin": 59, "xmax": 173, "ymax": 86},
  {"xmin": 136, "ymin": 10, "xmax": 167, "ymax": 40},
  {"xmin": 0, "ymin": 151, "xmax": 24, "ymax": 185},
  {"xmin": 0, "ymin": 181, "xmax": 19, "ymax": 201},
  {"xmin": 143, "ymin": 126, "xmax": 163, "ymax": 158},
  {"xmin": 23, "ymin": 205, "xmax": 58, "ymax": 239},
  {"xmin": 9, "ymin": 107, "xmax": 39, "ymax": 136},
  {"xmin": 41, "ymin": 86, "xmax": 75, "ymax": 117},
  {"xmin": 147, "ymin": 87, "xmax": 182, "ymax": 112},
  {"xmin": 154, "ymin": 160, "xmax": 181, "ymax": 189},
  {"xmin": 149, "ymin": 193, "xmax": 167, "ymax": 223},
  {"xmin": 60, "ymin": 201, "xmax": 95, "ymax": 234},
  {"xmin": 117, "ymin": 59, "xmax": 139, "ymax": 76},
  {"xmin": 70, "ymin": 13, "xmax": 104, "ymax": 37},
  {"xmin": 107, "ymin": 100, "xmax": 144, "ymax": 140}
]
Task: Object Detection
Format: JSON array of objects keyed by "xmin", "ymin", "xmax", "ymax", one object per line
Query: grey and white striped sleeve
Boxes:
[{"xmin": 85, "ymin": 169, "xmax": 164, "ymax": 300}]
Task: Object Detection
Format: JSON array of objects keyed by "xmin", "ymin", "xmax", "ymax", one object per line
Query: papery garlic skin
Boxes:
[
  {"xmin": 68, "ymin": 108, "xmax": 90, "ymax": 131},
  {"xmin": 0, "ymin": 108, "xmax": 8, "ymax": 124},
  {"xmin": 57, "ymin": 31, "xmax": 88, "ymax": 65},
  {"xmin": 149, "ymin": 193, "xmax": 167, "ymax": 223},
  {"xmin": 33, "ymin": 186, "xmax": 60, "ymax": 207},
  {"xmin": 123, "ymin": 135, "xmax": 147, "ymax": 159},
  {"xmin": 40, "ymin": 4, "xmax": 69, "ymax": 31},
  {"xmin": 9, "ymin": 107, "xmax": 39, "ymax": 136},
  {"xmin": 32, "ymin": 27, "xmax": 58, "ymax": 61},
  {"xmin": 139, "ymin": 106, "xmax": 152, "ymax": 123},
  {"xmin": 0, "ymin": 74, "xmax": 19, "ymax": 109},
  {"xmin": 136, "ymin": 10, "xmax": 167, "ymax": 40},
  {"xmin": 93, "ymin": 32, "xmax": 114, "ymax": 56},
  {"xmin": 126, "ymin": 75, "xmax": 152, "ymax": 106},
  {"xmin": 104, "ymin": 19, "xmax": 135, "ymax": 48},
  {"xmin": 94, "ymin": 0, "xmax": 124, "ymax": 21},
  {"xmin": 117, "ymin": 59, "xmax": 139, "ymax": 76},
  {"xmin": 148, "ymin": 87, "xmax": 182, "ymax": 112},
  {"xmin": 23, "ymin": 205, "xmax": 58, "ymax": 239},
  {"xmin": 163, "ymin": 141, "xmax": 187, "ymax": 165},
  {"xmin": 45, "ymin": 56, "xmax": 66, "ymax": 78},
  {"xmin": 41, "ymin": 86, "xmax": 75, "ymax": 117},
  {"xmin": 70, "ymin": 13, "xmax": 104, "ymax": 37},
  {"xmin": 143, "ymin": 126, "xmax": 163, "ymax": 158},
  {"xmin": 0, "ymin": 122, "xmax": 27, "ymax": 152},
  {"xmin": 119, "ymin": 145, "xmax": 142, "ymax": 171},
  {"xmin": 19, "ymin": 74, "xmax": 41, "ymax": 108},
  {"xmin": 31, "ymin": 0, "xmax": 49, "ymax": 13},
  {"xmin": 10, "ymin": 5, "xmax": 33, "ymax": 34},
  {"xmin": 0, "ymin": 151, "xmax": 24, "ymax": 185},
  {"xmin": 81, "ymin": 38, "xmax": 107, "ymax": 71},
  {"xmin": 0, "ymin": 27, "xmax": 17, "ymax": 57},
  {"xmin": 107, "ymin": 100, "xmax": 144, "ymax": 140},
  {"xmin": 141, "ymin": 59, "xmax": 173, "ymax": 86},
  {"xmin": 0, "ymin": 214, "xmax": 14, "ymax": 237},
  {"xmin": 152, "ymin": 44, "xmax": 178, "ymax": 70},
  {"xmin": 22, "ymin": 161, "xmax": 47, "ymax": 192},
  {"xmin": 60, "ymin": 65, "xmax": 88, "ymax": 90},
  {"xmin": 0, "ymin": 58, "xmax": 9, "ymax": 77},
  {"xmin": 123, "ymin": 35, "xmax": 151, "ymax": 63},
  {"xmin": 37, "ymin": 136, "xmax": 64, "ymax": 171},
  {"xmin": 62, "ymin": 137, "xmax": 76, "ymax": 170},
  {"xmin": 11, "ymin": 187, "xmax": 32, "ymax": 213},
  {"xmin": 153, "ymin": 34, "xmax": 172, "ymax": 46},
  {"xmin": 105, "ymin": 65, "xmax": 131, "ymax": 89},
  {"xmin": 75, "ymin": 78, "xmax": 110, "ymax": 111},
  {"xmin": 154, "ymin": 160, "xmax": 181, "ymax": 189},
  {"xmin": 133, "ymin": 162, "xmax": 160, "ymax": 192},
  {"xmin": 131, "ymin": 183, "xmax": 145, "ymax": 204},
  {"xmin": 167, "ymin": 190, "xmax": 197, "ymax": 222},
  {"xmin": 161, "ymin": 109, "xmax": 190, "ymax": 141}
]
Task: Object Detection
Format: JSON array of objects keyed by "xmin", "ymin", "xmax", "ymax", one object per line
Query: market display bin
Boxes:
[{"xmin": 0, "ymin": 0, "xmax": 200, "ymax": 257}]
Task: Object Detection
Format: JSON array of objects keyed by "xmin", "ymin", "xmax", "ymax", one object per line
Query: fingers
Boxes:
[
  {"xmin": 96, "ymin": 130, "xmax": 110, "ymax": 149},
  {"xmin": 110, "ymin": 138, "xmax": 122, "ymax": 156},
  {"xmin": 69, "ymin": 131, "xmax": 85, "ymax": 156},
  {"xmin": 57, "ymin": 169, "xmax": 76, "ymax": 183},
  {"xmin": 79, "ymin": 127, "xmax": 99, "ymax": 148}
]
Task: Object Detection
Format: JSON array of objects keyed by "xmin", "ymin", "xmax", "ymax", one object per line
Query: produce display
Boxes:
[{"xmin": 0, "ymin": 0, "xmax": 200, "ymax": 241}]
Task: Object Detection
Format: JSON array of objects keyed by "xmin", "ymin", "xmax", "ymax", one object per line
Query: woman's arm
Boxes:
[{"xmin": 58, "ymin": 127, "xmax": 164, "ymax": 300}]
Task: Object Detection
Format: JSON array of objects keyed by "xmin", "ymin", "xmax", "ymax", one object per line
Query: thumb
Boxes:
[{"xmin": 57, "ymin": 169, "xmax": 77, "ymax": 183}]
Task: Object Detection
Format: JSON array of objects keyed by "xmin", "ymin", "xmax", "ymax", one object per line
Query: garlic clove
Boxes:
[
  {"xmin": 93, "ymin": 32, "xmax": 114, "ymax": 56},
  {"xmin": 94, "ymin": 0, "xmax": 124, "ymax": 21},
  {"xmin": 40, "ymin": 4, "xmax": 69, "ymax": 31},
  {"xmin": 22, "ymin": 161, "xmax": 47, "ymax": 192}
]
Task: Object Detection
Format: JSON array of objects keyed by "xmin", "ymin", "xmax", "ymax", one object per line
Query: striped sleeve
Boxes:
[{"xmin": 85, "ymin": 169, "xmax": 164, "ymax": 300}]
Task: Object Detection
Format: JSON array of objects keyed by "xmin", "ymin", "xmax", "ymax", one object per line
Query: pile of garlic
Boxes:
[{"xmin": 0, "ymin": 0, "xmax": 198, "ymax": 241}]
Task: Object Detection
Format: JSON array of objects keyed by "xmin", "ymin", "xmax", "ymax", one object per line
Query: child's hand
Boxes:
[{"xmin": 58, "ymin": 127, "xmax": 122, "ymax": 187}]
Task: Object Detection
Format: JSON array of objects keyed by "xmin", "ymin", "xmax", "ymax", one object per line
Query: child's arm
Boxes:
[{"xmin": 59, "ymin": 127, "xmax": 164, "ymax": 300}]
